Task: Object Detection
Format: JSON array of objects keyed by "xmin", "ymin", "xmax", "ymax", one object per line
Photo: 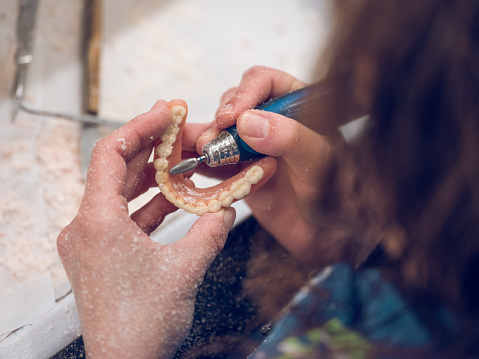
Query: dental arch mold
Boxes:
[{"xmin": 154, "ymin": 103, "xmax": 270, "ymax": 216}]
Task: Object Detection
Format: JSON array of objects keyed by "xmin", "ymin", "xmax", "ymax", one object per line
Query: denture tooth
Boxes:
[
  {"xmin": 245, "ymin": 165, "xmax": 264, "ymax": 185},
  {"xmin": 207, "ymin": 199, "xmax": 221, "ymax": 213},
  {"xmin": 230, "ymin": 179, "xmax": 251, "ymax": 199},
  {"xmin": 165, "ymin": 192, "xmax": 177, "ymax": 204},
  {"xmin": 155, "ymin": 171, "xmax": 169, "ymax": 185},
  {"xmin": 153, "ymin": 158, "xmax": 169, "ymax": 172},
  {"xmin": 155, "ymin": 172, "xmax": 162, "ymax": 186},
  {"xmin": 156, "ymin": 142, "xmax": 173, "ymax": 158},
  {"xmin": 184, "ymin": 203, "xmax": 196, "ymax": 214},
  {"xmin": 161, "ymin": 133, "xmax": 176, "ymax": 144},
  {"xmin": 158, "ymin": 183, "xmax": 170, "ymax": 195},
  {"xmin": 165, "ymin": 125, "xmax": 179, "ymax": 137},
  {"xmin": 174, "ymin": 197, "xmax": 185, "ymax": 208},
  {"xmin": 154, "ymin": 103, "xmax": 265, "ymax": 216},
  {"xmin": 219, "ymin": 191, "xmax": 234, "ymax": 207},
  {"xmin": 171, "ymin": 106, "xmax": 186, "ymax": 125},
  {"xmin": 195, "ymin": 203, "xmax": 209, "ymax": 216}
]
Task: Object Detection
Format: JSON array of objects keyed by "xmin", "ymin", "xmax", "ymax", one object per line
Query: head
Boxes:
[{"xmin": 319, "ymin": 0, "xmax": 479, "ymax": 350}]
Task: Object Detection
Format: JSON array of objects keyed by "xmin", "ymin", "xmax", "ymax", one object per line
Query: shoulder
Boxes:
[{"xmin": 248, "ymin": 263, "xmax": 434, "ymax": 359}]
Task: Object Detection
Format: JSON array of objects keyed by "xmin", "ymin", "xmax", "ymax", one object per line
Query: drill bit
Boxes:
[{"xmin": 170, "ymin": 155, "xmax": 207, "ymax": 175}]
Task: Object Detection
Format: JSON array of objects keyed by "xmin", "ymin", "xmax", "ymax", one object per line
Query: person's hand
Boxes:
[
  {"xmin": 191, "ymin": 67, "xmax": 370, "ymax": 266},
  {"xmin": 57, "ymin": 100, "xmax": 236, "ymax": 359}
]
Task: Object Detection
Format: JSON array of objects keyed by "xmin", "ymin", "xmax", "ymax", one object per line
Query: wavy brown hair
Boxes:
[
  {"xmin": 176, "ymin": 1, "xmax": 479, "ymax": 357},
  {"xmin": 320, "ymin": 0, "xmax": 479, "ymax": 356}
]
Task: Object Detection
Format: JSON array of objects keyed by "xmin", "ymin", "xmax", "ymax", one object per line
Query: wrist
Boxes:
[{"xmin": 80, "ymin": 299, "xmax": 194, "ymax": 359}]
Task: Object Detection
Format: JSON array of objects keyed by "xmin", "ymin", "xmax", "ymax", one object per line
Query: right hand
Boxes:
[{"xmin": 190, "ymin": 67, "xmax": 369, "ymax": 266}]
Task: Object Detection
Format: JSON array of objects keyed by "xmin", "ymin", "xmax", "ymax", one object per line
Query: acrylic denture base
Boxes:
[{"xmin": 154, "ymin": 104, "xmax": 266, "ymax": 216}]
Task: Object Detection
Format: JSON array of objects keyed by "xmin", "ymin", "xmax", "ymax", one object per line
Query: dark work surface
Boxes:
[{"xmin": 50, "ymin": 336, "xmax": 85, "ymax": 359}]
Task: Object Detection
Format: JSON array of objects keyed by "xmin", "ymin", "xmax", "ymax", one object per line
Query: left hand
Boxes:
[{"xmin": 57, "ymin": 100, "xmax": 236, "ymax": 359}]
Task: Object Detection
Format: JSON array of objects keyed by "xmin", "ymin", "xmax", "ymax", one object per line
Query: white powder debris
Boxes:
[
  {"xmin": 117, "ymin": 137, "xmax": 127, "ymax": 151},
  {"xmin": 0, "ymin": 118, "xmax": 85, "ymax": 300}
]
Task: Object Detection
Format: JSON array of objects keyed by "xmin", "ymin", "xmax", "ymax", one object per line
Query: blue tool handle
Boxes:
[{"xmin": 225, "ymin": 82, "xmax": 325, "ymax": 162}]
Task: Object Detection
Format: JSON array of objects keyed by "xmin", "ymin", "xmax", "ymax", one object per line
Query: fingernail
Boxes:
[
  {"xmin": 239, "ymin": 112, "xmax": 270, "ymax": 138},
  {"xmin": 216, "ymin": 103, "xmax": 235, "ymax": 127},
  {"xmin": 217, "ymin": 103, "xmax": 234, "ymax": 117},
  {"xmin": 220, "ymin": 207, "xmax": 236, "ymax": 227},
  {"xmin": 198, "ymin": 127, "xmax": 214, "ymax": 142}
]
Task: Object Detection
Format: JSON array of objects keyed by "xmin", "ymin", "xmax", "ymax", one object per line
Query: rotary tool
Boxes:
[{"xmin": 169, "ymin": 82, "xmax": 329, "ymax": 175}]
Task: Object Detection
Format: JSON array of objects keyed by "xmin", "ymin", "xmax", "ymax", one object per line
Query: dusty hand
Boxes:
[
  {"xmin": 192, "ymin": 67, "xmax": 361, "ymax": 265},
  {"xmin": 57, "ymin": 100, "xmax": 236, "ymax": 359}
]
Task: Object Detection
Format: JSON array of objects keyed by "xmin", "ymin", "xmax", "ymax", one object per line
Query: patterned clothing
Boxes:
[{"xmin": 248, "ymin": 263, "xmax": 453, "ymax": 359}]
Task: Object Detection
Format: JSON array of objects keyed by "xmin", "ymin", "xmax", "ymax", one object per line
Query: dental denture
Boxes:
[{"xmin": 154, "ymin": 101, "xmax": 275, "ymax": 216}]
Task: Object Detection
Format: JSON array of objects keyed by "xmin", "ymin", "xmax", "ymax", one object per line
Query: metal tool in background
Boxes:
[
  {"xmin": 11, "ymin": 0, "xmax": 39, "ymax": 123},
  {"xmin": 11, "ymin": 0, "xmax": 124, "ymax": 175},
  {"xmin": 11, "ymin": 0, "xmax": 123, "ymax": 126},
  {"xmin": 169, "ymin": 82, "xmax": 331, "ymax": 175},
  {"xmin": 80, "ymin": 0, "xmax": 103, "ymax": 175}
]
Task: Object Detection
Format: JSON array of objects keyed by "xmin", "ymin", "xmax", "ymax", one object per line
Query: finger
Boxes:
[
  {"xmin": 196, "ymin": 67, "xmax": 305, "ymax": 151},
  {"xmin": 182, "ymin": 122, "xmax": 211, "ymax": 153},
  {"xmin": 123, "ymin": 143, "xmax": 155, "ymax": 200},
  {"xmin": 215, "ymin": 66, "xmax": 305, "ymax": 130},
  {"xmin": 130, "ymin": 192, "xmax": 178, "ymax": 235},
  {"xmin": 172, "ymin": 208, "xmax": 236, "ymax": 269},
  {"xmin": 192, "ymin": 87, "xmax": 239, "ymax": 151},
  {"xmin": 214, "ymin": 86, "xmax": 238, "ymax": 118},
  {"xmin": 194, "ymin": 125, "xmax": 223, "ymax": 154},
  {"xmin": 236, "ymin": 109, "xmax": 336, "ymax": 186},
  {"xmin": 85, "ymin": 100, "xmax": 186, "ymax": 202},
  {"xmin": 128, "ymin": 162, "xmax": 158, "ymax": 201}
]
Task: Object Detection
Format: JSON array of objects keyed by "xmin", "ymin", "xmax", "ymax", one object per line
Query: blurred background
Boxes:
[{"xmin": 0, "ymin": 0, "xmax": 329, "ymax": 357}]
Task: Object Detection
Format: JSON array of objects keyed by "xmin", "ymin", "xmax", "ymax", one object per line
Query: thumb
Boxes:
[
  {"xmin": 237, "ymin": 110, "xmax": 336, "ymax": 184},
  {"xmin": 172, "ymin": 208, "xmax": 236, "ymax": 274}
]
